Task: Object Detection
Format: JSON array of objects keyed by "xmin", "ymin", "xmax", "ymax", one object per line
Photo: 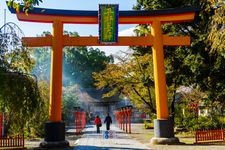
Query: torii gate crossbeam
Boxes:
[{"xmin": 8, "ymin": 5, "xmax": 197, "ymax": 147}]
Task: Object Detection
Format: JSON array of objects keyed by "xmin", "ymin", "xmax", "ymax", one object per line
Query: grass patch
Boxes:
[{"xmin": 175, "ymin": 131, "xmax": 195, "ymax": 144}]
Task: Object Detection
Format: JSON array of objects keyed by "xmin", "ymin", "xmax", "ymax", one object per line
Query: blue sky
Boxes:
[
  {"xmin": 0, "ymin": 0, "xmax": 136, "ymax": 36},
  {"xmin": 0, "ymin": 0, "xmax": 137, "ymax": 56}
]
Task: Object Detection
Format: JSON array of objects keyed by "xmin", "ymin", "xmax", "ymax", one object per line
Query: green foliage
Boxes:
[
  {"xmin": 131, "ymin": 0, "xmax": 225, "ymax": 126},
  {"xmin": 27, "ymin": 81, "xmax": 49, "ymax": 137},
  {"xmin": 0, "ymin": 26, "xmax": 35, "ymax": 73},
  {"xmin": 143, "ymin": 119, "xmax": 154, "ymax": 129},
  {"xmin": 93, "ymin": 54, "xmax": 156, "ymax": 113},
  {"xmin": 0, "ymin": 23, "xmax": 48, "ymax": 137},
  {"xmin": 31, "ymin": 31, "xmax": 113, "ymax": 128},
  {"xmin": 31, "ymin": 32, "xmax": 52, "ymax": 82},
  {"xmin": 196, "ymin": 116, "xmax": 218, "ymax": 130},
  {"xmin": 93, "ymin": 1, "xmax": 225, "ymax": 124},
  {"xmin": 7, "ymin": 0, "xmax": 43, "ymax": 13},
  {"xmin": 175, "ymin": 89, "xmax": 225, "ymax": 131},
  {"xmin": 62, "ymin": 85, "xmax": 80, "ymax": 124},
  {"xmin": 63, "ymin": 32, "xmax": 113, "ymax": 88},
  {"xmin": 31, "ymin": 31, "xmax": 113, "ymax": 88},
  {"xmin": 32, "ymin": 47, "xmax": 51, "ymax": 81},
  {"xmin": 179, "ymin": 115, "xmax": 223, "ymax": 131},
  {"xmin": 208, "ymin": 1, "xmax": 225, "ymax": 54},
  {"xmin": 8, "ymin": 80, "xmax": 49, "ymax": 138},
  {"xmin": 0, "ymin": 71, "xmax": 48, "ymax": 137},
  {"xmin": 133, "ymin": 0, "xmax": 197, "ymax": 10}
]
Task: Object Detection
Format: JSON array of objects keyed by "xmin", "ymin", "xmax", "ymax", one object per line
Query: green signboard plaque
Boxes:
[{"xmin": 99, "ymin": 4, "xmax": 118, "ymax": 44}]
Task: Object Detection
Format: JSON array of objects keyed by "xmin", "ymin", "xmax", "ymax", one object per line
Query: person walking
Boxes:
[
  {"xmin": 104, "ymin": 113, "xmax": 112, "ymax": 130},
  {"xmin": 94, "ymin": 115, "xmax": 102, "ymax": 133}
]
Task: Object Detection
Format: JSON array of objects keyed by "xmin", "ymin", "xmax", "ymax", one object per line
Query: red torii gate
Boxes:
[{"xmin": 8, "ymin": 4, "xmax": 197, "ymax": 147}]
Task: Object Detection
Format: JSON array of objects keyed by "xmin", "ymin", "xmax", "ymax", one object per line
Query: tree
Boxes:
[
  {"xmin": 63, "ymin": 31, "xmax": 114, "ymax": 88},
  {"xmin": 31, "ymin": 31, "xmax": 113, "ymax": 87},
  {"xmin": 31, "ymin": 31, "xmax": 114, "ymax": 128},
  {"xmin": 178, "ymin": 1, "xmax": 225, "ymax": 115},
  {"xmin": 208, "ymin": 0, "xmax": 225, "ymax": 54},
  {"xmin": 62, "ymin": 85, "xmax": 80, "ymax": 124},
  {"xmin": 23, "ymin": 80, "xmax": 49, "ymax": 137},
  {"xmin": 0, "ymin": 23, "xmax": 47, "ymax": 137},
  {"xmin": 31, "ymin": 32, "xmax": 51, "ymax": 82},
  {"xmin": 93, "ymin": 53, "xmax": 156, "ymax": 114},
  {"xmin": 7, "ymin": 0, "xmax": 43, "ymax": 13},
  {"xmin": 93, "ymin": 0, "xmax": 199, "ymax": 117},
  {"xmin": 94, "ymin": 0, "xmax": 225, "ymax": 129},
  {"xmin": 0, "ymin": 22, "xmax": 35, "ymax": 72},
  {"xmin": 133, "ymin": 0, "xmax": 225, "ymax": 127}
]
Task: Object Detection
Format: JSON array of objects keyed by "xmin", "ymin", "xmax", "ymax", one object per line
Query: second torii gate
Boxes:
[{"xmin": 8, "ymin": 5, "xmax": 197, "ymax": 147}]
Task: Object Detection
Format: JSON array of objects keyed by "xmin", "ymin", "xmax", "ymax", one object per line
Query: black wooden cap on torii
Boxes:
[{"xmin": 8, "ymin": 4, "xmax": 199, "ymax": 18}]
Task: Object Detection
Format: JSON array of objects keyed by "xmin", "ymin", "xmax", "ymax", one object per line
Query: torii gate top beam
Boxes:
[{"xmin": 8, "ymin": 6, "xmax": 198, "ymax": 24}]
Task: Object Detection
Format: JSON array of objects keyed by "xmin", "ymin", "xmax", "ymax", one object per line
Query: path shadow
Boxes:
[{"xmin": 74, "ymin": 145, "xmax": 151, "ymax": 150}]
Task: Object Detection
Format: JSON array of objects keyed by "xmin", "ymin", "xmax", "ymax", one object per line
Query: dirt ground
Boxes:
[
  {"xmin": 25, "ymin": 124, "xmax": 225, "ymax": 150},
  {"xmin": 130, "ymin": 123, "xmax": 225, "ymax": 150}
]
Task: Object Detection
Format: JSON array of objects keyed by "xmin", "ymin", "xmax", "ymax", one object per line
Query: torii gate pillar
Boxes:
[
  {"xmin": 150, "ymin": 20, "xmax": 177, "ymax": 144},
  {"xmin": 40, "ymin": 20, "xmax": 69, "ymax": 148}
]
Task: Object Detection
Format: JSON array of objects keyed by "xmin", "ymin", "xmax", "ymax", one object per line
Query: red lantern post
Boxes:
[
  {"xmin": 127, "ymin": 106, "xmax": 132, "ymax": 134},
  {"xmin": 74, "ymin": 107, "xmax": 82, "ymax": 134},
  {"xmin": 81, "ymin": 112, "xmax": 86, "ymax": 130},
  {"xmin": 125, "ymin": 108, "xmax": 128, "ymax": 133},
  {"xmin": 119, "ymin": 110, "xmax": 123, "ymax": 130},
  {"xmin": 122, "ymin": 108, "xmax": 126, "ymax": 131},
  {"xmin": 75, "ymin": 111, "xmax": 81, "ymax": 134},
  {"xmin": 114, "ymin": 111, "xmax": 119, "ymax": 127}
]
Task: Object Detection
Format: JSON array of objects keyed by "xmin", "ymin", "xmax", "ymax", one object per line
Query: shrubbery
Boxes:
[{"xmin": 175, "ymin": 108, "xmax": 225, "ymax": 132}]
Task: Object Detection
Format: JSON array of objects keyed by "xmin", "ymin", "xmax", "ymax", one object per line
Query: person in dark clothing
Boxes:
[
  {"xmin": 104, "ymin": 113, "xmax": 112, "ymax": 130},
  {"xmin": 94, "ymin": 115, "xmax": 102, "ymax": 133}
]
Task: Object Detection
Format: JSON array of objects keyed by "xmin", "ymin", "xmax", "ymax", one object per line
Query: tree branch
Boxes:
[{"xmin": 132, "ymin": 85, "xmax": 156, "ymax": 113}]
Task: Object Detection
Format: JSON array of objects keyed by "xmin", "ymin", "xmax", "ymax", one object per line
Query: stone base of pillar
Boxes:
[
  {"xmin": 40, "ymin": 121, "xmax": 69, "ymax": 148},
  {"xmin": 150, "ymin": 119, "xmax": 180, "ymax": 145},
  {"xmin": 40, "ymin": 140, "xmax": 70, "ymax": 148}
]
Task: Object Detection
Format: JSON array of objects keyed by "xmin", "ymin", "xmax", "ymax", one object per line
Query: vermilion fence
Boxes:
[
  {"xmin": 75, "ymin": 111, "xmax": 86, "ymax": 134},
  {"xmin": 0, "ymin": 135, "xmax": 24, "ymax": 148},
  {"xmin": 114, "ymin": 106, "xmax": 132, "ymax": 134},
  {"xmin": 0, "ymin": 113, "xmax": 24, "ymax": 148},
  {"xmin": 0, "ymin": 113, "xmax": 2, "ymax": 137},
  {"xmin": 195, "ymin": 129, "xmax": 224, "ymax": 143}
]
